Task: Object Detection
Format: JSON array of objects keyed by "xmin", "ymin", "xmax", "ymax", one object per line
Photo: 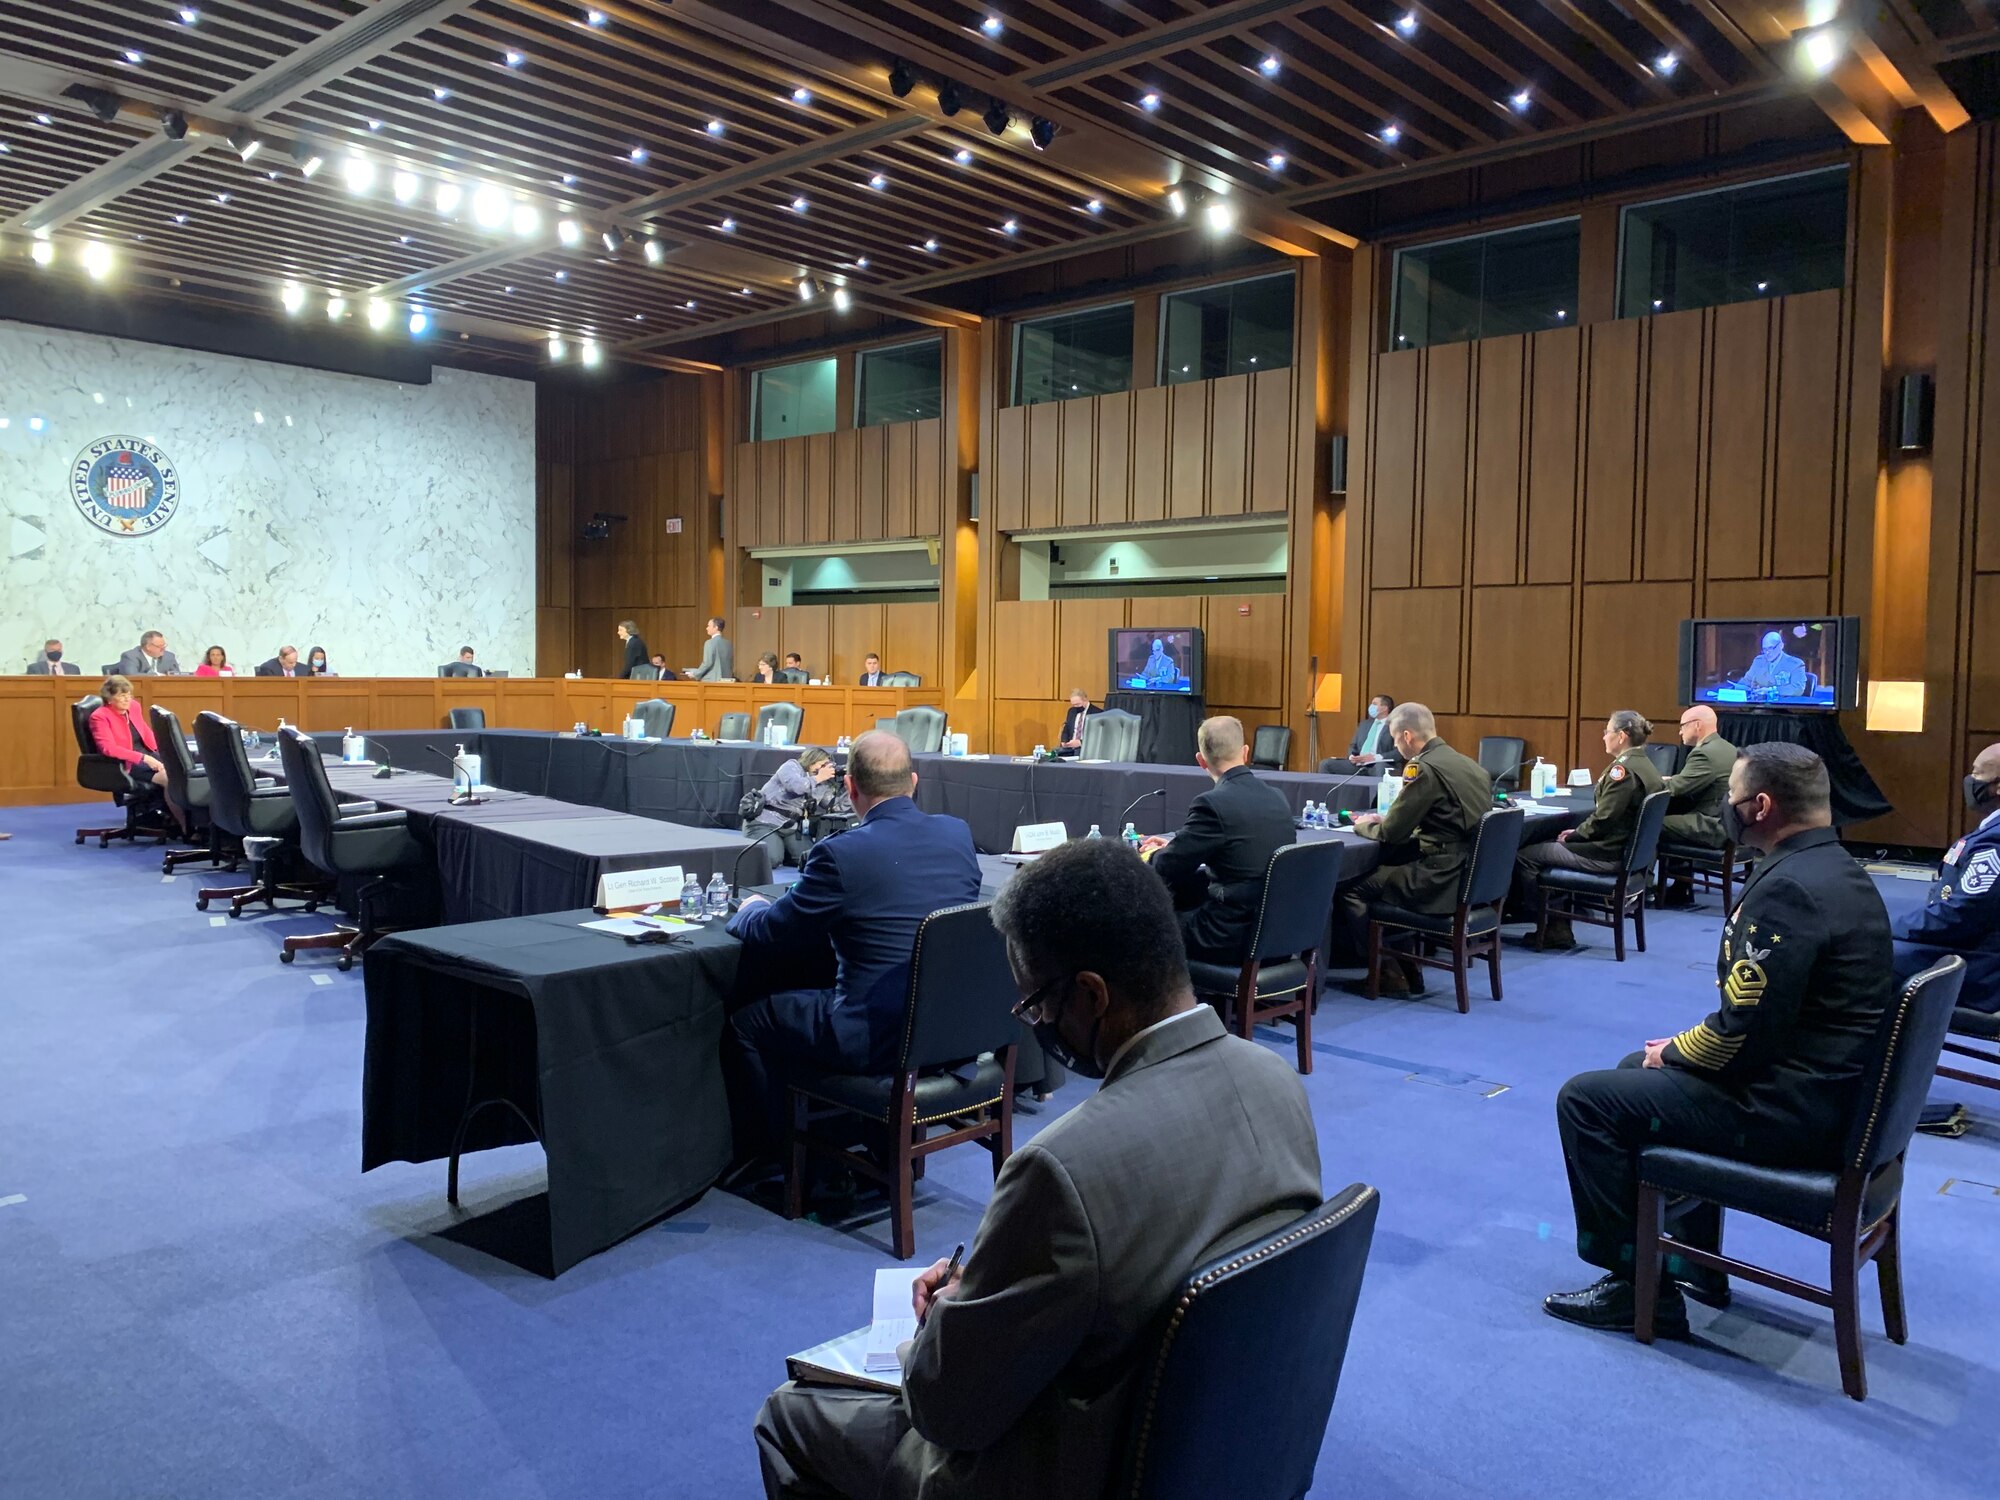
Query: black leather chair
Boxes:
[
  {"xmin": 191, "ymin": 711, "xmax": 328, "ymax": 917},
  {"xmin": 1643, "ymin": 741, "xmax": 1683, "ymax": 778},
  {"xmin": 786, "ymin": 902, "xmax": 1019, "ymax": 1259},
  {"xmin": 778, "ymin": 668, "xmax": 809, "ymax": 684},
  {"xmin": 894, "ymin": 705, "xmax": 947, "ymax": 753},
  {"xmin": 1116, "ymin": 1184, "xmax": 1380, "ymax": 1500},
  {"xmin": 150, "ymin": 706, "xmax": 229, "ymax": 872},
  {"xmin": 1367, "ymin": 804, "xmax": 1525, "ymax": 1013},
  {"xmin": 718, "ymin": 711, "xmax": 751, "ymax": 740},
  {"xmin": 1633, "ymin": 956, "xmax": 1966, "ymax": 1400},
  {"xmin": 275, "ymin": 728, "xmax": 426, "ymax": 970},
  {"xmin": 1534, "ymin": 789, "xmax": 1669, "ymax": 961},
  {"xmin": 1080, "ymin": 708, "xmax": 1140, "ymax": 762},
  {"xmin": 628, "ymin": 664, "xmax": 661, "ymax": 681},
  {"xmin": 1936, "ymin": 1003, "xmax": 2000, "ymax": 1096},
  {"xmin": 1186, "ymin": 840, "xmax": 1344, "ymax": 1075},
  {"xmin": 1251, "ymin": 724, "xmax": 1292, "ymax": 770},
  {"xmin": 1654, "ymin": 837, "xmax": 1756, "ymax": 912},
  {"xmin": 632, "ymin": 698, "xmax": 676, "ymax": 738},
  {"xmin": 755, "ymin": 701, "xmax": 804, "ymax": 744},
  {"xmin": 1477, "ymin": 735, "xmax": 1527, "ymax": 791},
  {"xmin": 447, "ymin": 707, "xmax": 485, "ymax": 730},
  {"xmin": 883, "ymin": 670, "xmax": 921, "ymax": 687},
  {"xmin": 70, "ymin": 696, "xmax": 170, "ymax": 848}
]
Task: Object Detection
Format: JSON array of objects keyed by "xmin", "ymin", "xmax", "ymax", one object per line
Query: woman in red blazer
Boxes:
[{"xmin": 88, "ymin": 675, "xmax": 166, "ymax": 791}]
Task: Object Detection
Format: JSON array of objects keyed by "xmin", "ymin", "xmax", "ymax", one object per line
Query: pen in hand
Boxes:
[{"xmin": 918, "ymin": 1242, "xmax": 966, "ymax": 1327}]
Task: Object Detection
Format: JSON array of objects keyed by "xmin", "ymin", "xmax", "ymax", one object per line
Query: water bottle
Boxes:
[
  {"xmin": 705, "ymin": 872, "xmax": 730, "ymax": 921},
  {"xmin": 1121, "ymin": 821, "xmax": 1140, "ymax": 851},
  {"xmin": 1085, "ymin": 823, "xmax": 1103, "ymax": 840},
  {"xmin": 679, "ymin": 872, "xmax": 706, "ymax": 922}
]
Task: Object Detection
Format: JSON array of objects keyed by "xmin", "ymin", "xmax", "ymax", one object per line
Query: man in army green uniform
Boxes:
[
  {"xmin": 1657, "ymin": 704, "xmax": 1738, "ymax": 907},
  {"xmin": 1511, "ymin": 710, "xmax": 1665, "ymax": 949},
  {"xmin": 1732, "ymin": 629, "xmax": 1811, "ymax": 698},
  {"xmin": 1544, "ymin": 744, "xmax": 1892, "ymax": 1333},
  {"xmin": 1336, "ymin": 702, "xmax": 1494, "ymax": 997}
]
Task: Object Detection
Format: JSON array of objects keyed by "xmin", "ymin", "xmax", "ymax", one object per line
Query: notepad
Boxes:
[
  {"xmin": 864, "ymin": 1266, "xmax": 920, "ymax": 1372},
  {"xmin": 785, "ymin": 1327, "xmax": 900, "ymax": 1394},
  {"xmin": 579, "ymin": 914, "xmax": 697, "ymax": 937}
]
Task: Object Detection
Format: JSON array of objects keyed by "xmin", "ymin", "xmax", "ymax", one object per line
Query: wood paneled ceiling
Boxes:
[{"xmin": 0, "ymin": 0, "xmax": 1993, "ymax": 373}]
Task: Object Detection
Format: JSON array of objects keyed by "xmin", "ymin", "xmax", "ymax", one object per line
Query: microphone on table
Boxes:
[
  {"xmin": 425, "ymin": 744, "xmax": 487, "ymax": 804},
  {"xmin": 362, "ymin": 736, "xmax": 396, "ymax": 779},
  {"xmin": 1115, "ymin": 788, "xmax": 1167, "ymax": 832},
  {"xmin": 732, "ymin": 813, "xmax": 802, "ymax": 902}
]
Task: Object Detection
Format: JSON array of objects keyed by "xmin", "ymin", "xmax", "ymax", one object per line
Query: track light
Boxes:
[
  {"xmin": 161, "ymin": 110, "xmax": 188, "ymax": 141},
  {"xmin": 293, "ymin": 139, "xmax": 324, "ymax": 177},
  {"xmin": 390, "ymin": 170, "xmax": 418, "ymax": 204},
  {"xmin": 642, "ymin": 237, "xmax": 663, "ymax": 265},
  {"xmin": 889, "ymin": 60, "xmax": 915, "ymax": 98},
  {"xmin": 602, "ymin": 226, "xmax": 625, "ymax": 253},
  {"xmin": 548, "ymin": 334, "xmax": 567, "ymax": 360},
  {"xmin": 80, "ymin": 241, "xmax": 113, "ymax": 280},
  {"xmin": 342, "ymin": 154, "xmax": 375, "ymax": 194},
  {"xmin": 30, "ymin": 238, "xmax": 55, "ymax": 267},
  {"xmin": 557, "ymin": 218, "xmax": 582, "ymax": 247},
  {"xmin": 798, "ymin": 279, "xmax": 815, "ymax": 302},
  {"xmin": 1798, "ymin": 26, "xmax": 1842, "ymax": 77},
  {"xmin": 1203, "ymin": 199, "xmax": 1237, "ymax": 235},
  {"xmin": 832, "ymin": 286, "xmax": 851, "ymax": 312},
  {"xmin": 1029, "ymin": 116, "xmax": 1055, "ymax": 150},
  {"xmin": 471, "ymin": 182, "xmax": 509, "ymax": 230},
  {"xmin": 67, "ymin": 85, "xmax": 123, "ymax": 124},
  {"xmin": 937, "ymin": 80, "xmax": 964, "ymax": 116},
  {"xmin": 435, "ymin": 181, "xmax": 463, "ymax": 215},
  {"xmin": 280, "ymin": 281, "xmax": 305, "ymax": 314},
  {"xmin": 408, "ymin": 307, "xmax": 429, "ymax": 336},
  {"xmin": 512, "ymin": 203, "xmax": 540, "ymax": 237},
  {"xmin": 365, "ymin": 297, "xmax": 391, "ymax": 331},
  {"xmin": 1166, "ymin": 188, "xmax": 1186, "ymax": 217},
  {"xmin": 327, "ymin": 294, "xmax": 345, "ymax": 320},
  {"xmin": 228, "ymin": 125, "xmax": 260, "ymax": 161},
  {"xmin": 580, "ymin": 340, "xmax": 602, "ymax": 368},
  {"xmin": 982, "ymin": 99, "xmax": 1009, "ymax": 135}
]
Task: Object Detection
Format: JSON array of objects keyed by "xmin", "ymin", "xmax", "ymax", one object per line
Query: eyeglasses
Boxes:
[{"xmin": 1012, "ymin": 973, "xmax": 1073, "ymax": 1024}]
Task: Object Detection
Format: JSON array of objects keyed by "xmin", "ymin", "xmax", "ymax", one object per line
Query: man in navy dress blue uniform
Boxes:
[
  {"xmin": 1894, "ymin": 743, "xmax": 2000, "ymax": 1016},
  {"xmin": 724, "ymin": 730, "xmax": 981, "ymax": 1160}
]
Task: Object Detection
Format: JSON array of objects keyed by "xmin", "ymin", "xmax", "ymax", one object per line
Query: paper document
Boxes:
[
  {"xmin": 864, "ymin": 1267, "xmax": 920, "ymax": 1372},
  {"xmin": 1506, "ymin": 801, "xmax": 1561, "ymax": 814},
  {"xmin": 579, "ymin": 914, "xmax": 697, "ymax": 937},
  {"xmin": 786, "ymin": 1327, "xmax": 900, "ymax": 1394}
]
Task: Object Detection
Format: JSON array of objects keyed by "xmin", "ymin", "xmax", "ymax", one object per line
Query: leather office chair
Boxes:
[
  {"xmin": 786, "ymin": 902, "xmax": 1019, "ymax": 1259},
  {"xmin": 150, "ymin": 705, "xmax": 228, "ymax": 873},
  {"xmin": 1367, "ymin": 804, "xmax": 1525, "ymax": 1013},
  {"xmin": 874, "ymin": 716, "xmax": 901, "ymax": 739},
  {"xmin": 1250, "ymin": 724, "xmax": 1292, "ymax": 771},
  {"xmin": 778, "ymin": 668, "xmax": 809, "ymax": 684},
  {"xmin": 883, "ymin": 670, "xmax": 921, "ymax": 687},
  {"xmin": 628, "ymin": 664, "xmax": 661, "ymax": 681},
  {"xmin": 1477, "ymin": 735, "xmax": 1527, "ymax": 790},
  {"xmin": 1653, "ymin": 837, "xmax": 1756, "ymax": 912},
  {"xmin": 275, "ymin": 728, "xmax": 426, "ymax": 970},
  {"xmin": 1081, "ymin": 708, "xmax": 1141, "ymax": 763},
  {"xmin": 1634, "ymin": 956, "xmax": 1965, "ymax": 1400},
  {"xmin": 1643, "ymin": 741, "xmax": 1682, "ymax": 777},
  {"xmin": 447, "ymin": 707, "xmax": 486, "ymax": 730},
  {"xmin": 191, "ymin": 711, "xmax": 328, "ymax": 918},
  {"xmin": 755, "ymin": 701, "xmax": 804, "ymax": 744},
  {"xmin": 1534, "ymin": 789, "xmax": 1669, "ymax": 961},
  {"xmin": 894, "ymin": 705, "xmax": 947, "ymax": 754},
  {"xmin": 717, "ymin": 711, "xmax": 751, "ymax": 740},
  {"xmin": 632, "ymin": 698, "xmax": 676, "ymax": 738},
  {"xmin": 70, "ymin": 696, "xmax": 170, "ymax": 848},
  {"xmin": 1116, "ymin": 1183, "xmax": 1379, "ymax": 1500},
  {"xmin": 1186, "ymin": 840, "xmax": 1344, "ymax": 1074}
]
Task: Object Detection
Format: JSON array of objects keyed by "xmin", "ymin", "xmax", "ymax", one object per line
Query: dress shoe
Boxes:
[
  {"xmin": 1527, "ymin": 920, "xmax": 1577, "ymax": 952},
  {"xmin": 1672, "ymin": 1267, "xmax": 1732, "ymax": 1311},
  {"xmin": 1542, "ymin": 1274, "xmax": 1689, "ymax": 1338},
  {"xmin": 1656, "ymin": 881, "xmax": 1696, "ymax": 910}
]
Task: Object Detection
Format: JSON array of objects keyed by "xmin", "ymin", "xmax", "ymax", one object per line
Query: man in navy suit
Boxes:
[{"xmin": 724, "ymin": 730, "xmax": 981, "ymax": 1162}]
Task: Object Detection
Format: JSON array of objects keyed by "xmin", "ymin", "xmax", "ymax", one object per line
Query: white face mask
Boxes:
[{"xmin": 1366, "ymin": 704, "xmax": 1381, "ymax": 720}]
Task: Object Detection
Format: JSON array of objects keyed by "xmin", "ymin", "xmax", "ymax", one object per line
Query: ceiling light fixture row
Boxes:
[
  {"xmin": 885, "ymin": 58, "xmax": 1055, "ymax": 149},
  {"xmin": 13, "ymin": 232, "xmax": 116, "ymax": 280},
  {"xmin": 796, "ymin": 275, "xmax": 854, "ymax": 312}
]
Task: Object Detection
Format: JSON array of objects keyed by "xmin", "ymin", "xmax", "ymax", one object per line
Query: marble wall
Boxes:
[{"xmin": 0, "ymin": 319, "xmax": 535, "ymax": 678}]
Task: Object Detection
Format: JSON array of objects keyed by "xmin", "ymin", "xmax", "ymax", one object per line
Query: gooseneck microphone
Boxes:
[
  {"xmin": 364, "ymin": 736, "xmax": 396, "ymax": 779},
  {"xmin": 424, "ymin": 744, "xmax": 487, "ymax": 804},
  {"xmin": 1115, "ymin": 787, "xmax": 1168, "ymax": 832},
  {"xmin": 732, "ymin": 813, "xmax": 801, "ymax": 900}
]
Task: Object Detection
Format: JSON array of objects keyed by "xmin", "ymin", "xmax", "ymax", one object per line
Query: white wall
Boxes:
[{"xmin": 0, "ymin": 320, "xmax": 535, "ymax": 677}]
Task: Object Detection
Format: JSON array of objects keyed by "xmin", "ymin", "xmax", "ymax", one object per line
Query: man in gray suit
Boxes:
[
  {"xmin": 25, "ymin": 638, "xmax": 80, "ymax": 675},
  {"xmin": 687, "ymin": 615, "xmax": 735, "ymax": 681},
  {"xmin": 115, "ymin": 630, "xmax": 180, "ymax": 676},
  {"xmin": 753, "ymin": 838, "xmax": 1324, "ymax": 1500}
]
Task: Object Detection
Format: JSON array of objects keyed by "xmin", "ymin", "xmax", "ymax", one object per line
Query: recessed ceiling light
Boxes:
[
  {"xmin": 1756, "ymin": 281, "xmax": 1769, "ymax": 292},
  {"xmin": 172, "ymin": 213, "xmax": 187, "ymax": 224},
  {"xmin": 504, "ymin": 50, "xmax": 523, "ymax": 68},
  {"xmin": 718, "ymin": 217, "xmax": 736, "ymax": 232},
  {"xmin": 29, "ymin": 416, "xmax": 44, "ymax": 430},
  {"xmin": 1510, "ymin": 88, "xmax": 1532, "ymax": 112},
  {"xmin": 1084, "ymin": 198, "xmax": 1102, "ymax": 214},
  {"xmin": 923, "ymin": 237, "xmax": 940, "ymax": 251},
  {"xmin": 739, "ymin": 286, "xmax": 752, "ymax": 295},
  {"xmin": 1379, "ymin": 124, "xmax": 1400, "ymax": 143},
  {"xmin": 684, "ymin": 298, "xmax": 698, "ymax": 309},
  {"xmin": 1395, "ymin": 12, "xmax": 1418, "ymax": 38},
  {"xmin": 554, "ymin": 269, "xmax": 568, "ymax": 280},
  {"xmin": 35, "ymin": 114, "xmax": 52, "ymax": 126},
  {"xmin": 1139, "ymin": 91, "xmax": 1160, "ymax": 112},
  {"xmin": 1554, "ymin": 309, "xmax": 1567, "ymax": 320},
  {"xmin": 1266, "ymin": 152, "xmax": 1286, "ymax": 171},
  {"xmin": 214, "ymin": 191, "xmax": 231, "ymax": 205},
  {"xmin": 999, "ymin": 219, "xmax": 1017, "ymax": 234},
  {"xmin": 869, "ymin": 173, "xmax": 887, "ymax": 190},
  {"xmin": 392, "ymin": 169, "xmax": 419, "ymax": 203},
  {"xmin": 343, "ymin": 155, "xmax": 375, "ymax": 193},
  {"xmin": 789, "ymin": 195, "xmax": 808, "ymax": 212},
  {"xmin": 854, "ymin": 256, "xmax": 869, "ymax": 268},
  {"xmin": 705, "ymin": 118, "xmax": 725, "ymax": 136},
  {"xmin": 791, "ymin": 87, "xmax": 812, "ymax": 105},
  {"xmin": 435, "ymin": 180, "xmax": 462, "ymax": 214},
  {"xmin": 1652, "ymin": 298, "xmax": 1664, "ymax": 309},
  {"xmin": 122, "ymin": 50, "xmax": 144, "ymax": 66},
  {"xmin": 980, "ymin": 16, "xmax": 1002, "ymax": 38},
  {"xmin": 629, "ymin": 146, "xmax": 648, "ymax": 163},
  {"xmin": 503, "ymin": 285, "xmax": 514, "ymax": 294},
  {"xmin": 281, "ymin": 282, "xmax": 306, "ymax": 313},
  {"xmin": 1655, "ymin": 51, "xmax": 1679, "ymax": 76},
  {"xmin": 408, "ymin": 308, "xmax": 429, "ymax": 336},
  {"xmin": 633, "ymin": 314, "xmax": 644, "ymax": 321},
  {"xmin": 1258, "ymin": 55, "xmax": 1280, "ymax": 78},
  {"xmin": 585, "ymin": 9, "xmax": 606, "ymax": 26},
  {"xmin": 512, "ymin": 203, "xmax": 540, "ymax": 236},
  {"xmin": 953, "ymin": 147, "xmax": 973, "ymax": 165},
  {"xmin": 561, "ymin": 173, "xmax": 577, "ymax": 186},
  {"xmin": 433, "ymin": 86, "xmax": 451, "ymax": 102},
  {"xmin": 366, "ymin": 119, "xmax": 382, "ymax": 132},
  {"xmin": 177, "ymin": 7, "xmax": 199, "ymax": 23}
]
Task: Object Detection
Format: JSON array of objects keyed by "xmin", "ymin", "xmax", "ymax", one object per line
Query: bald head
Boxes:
[
  {"xmin": 1976, "ymin": 743, "xmax": 2000, "ymax": 782},
  {"xmin": 1970, "ymin": 743, "xmax": 2000, "ymax": 814},
  {"xmin": 1195, "ymin": 716, "xmax": 1248, "ymax": 777},
  {"xmin": 1678, "ymin": 704, "xmax": 1718, "ymax": 746},
  {"xmin": 847, "ymin": 730, "xmax": 915, "ymax": 812}
]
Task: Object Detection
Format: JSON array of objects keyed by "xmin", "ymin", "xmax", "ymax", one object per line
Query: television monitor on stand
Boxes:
[
  {"xmin": 1108, "ymin": 628, "xmax": 1204, "ymax": 696},
  {"xmin": 1677, "ymin": 617, "xmax": 1860, "ymax": 711}
]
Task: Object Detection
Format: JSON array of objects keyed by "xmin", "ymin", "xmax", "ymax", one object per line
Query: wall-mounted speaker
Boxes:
[
  {"xmin": 1896, "ymin": 371, "xmax": 1934, "ymax": 453},
  {"xmin": 1328, "ymin": 434, "xmax": 1348, "ymax": 495}
]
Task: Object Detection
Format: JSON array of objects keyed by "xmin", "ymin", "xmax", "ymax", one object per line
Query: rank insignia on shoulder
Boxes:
[
  {"xmin": 1403, "ymin": 763, "xmax": 1420, "ymax": 780},
  {"xmin": 1609, "ymin": 763, "xmax": 1627, "ymax": 782},
  {"xmin": 1724, "ymin": 958, "xmax": 1767, "ymax": 1007}
]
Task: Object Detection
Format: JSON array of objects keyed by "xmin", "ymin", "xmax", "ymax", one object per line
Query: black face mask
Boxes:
[
  {"xmin": 1967, "ymin": 776, "xmax": 1998, "ymax": 813},
  {"xmin": 45, "ymin": 650, "xmax": 60, "ymax": 662},
  {"xmin": 1720, "ymin": 796, "xmax": 1754, "ymax": 847},
  {"xmin": 1031, "ymin": 982, "xmax": 1106, "ymax": 1080}
]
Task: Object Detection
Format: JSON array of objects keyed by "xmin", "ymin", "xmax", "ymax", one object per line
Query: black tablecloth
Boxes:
[
  {"xmin": 1104, "ymin": 691, "xmax": 1206, "ymax": 765},
  {"xmin": 362, "ymin": 910, "xmax": 738, "ymax": 1275},
  {"xmin": 1717, "ymin": 712, "xmax": 1892, "ymax": 826}
]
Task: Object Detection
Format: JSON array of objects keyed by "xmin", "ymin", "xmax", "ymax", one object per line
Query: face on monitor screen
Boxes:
[
  {"xmin": 1114, "ymin": 630, "xmax": 1195, "ymax": 694},
  {"xmin": 1690, "ymin": 620, "xmax": 1838, "ymax": 708}
]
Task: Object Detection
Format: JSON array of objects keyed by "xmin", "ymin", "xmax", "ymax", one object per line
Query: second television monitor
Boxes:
[{"xmin": 1109, "ymin": 627, "xmax": 1203, "ymax": 695}]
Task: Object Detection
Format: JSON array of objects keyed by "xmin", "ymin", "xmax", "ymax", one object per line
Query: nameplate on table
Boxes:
[
  {"xmin": 1010, "ymin": 821, "xmax": 1068, "ymax": 854},
  {"xmin": 595, "ymin": 865, "xmax": 685, "ymax": 910}
]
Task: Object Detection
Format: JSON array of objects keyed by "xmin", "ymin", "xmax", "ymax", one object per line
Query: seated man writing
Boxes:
[
  {"xmin": 753, "ymin": 838, "xmax": 1323, "ymax": 1499},
  {"xmin": 724, "ymin": 732, "xmax": 979, "ymax": 1167},
  {"xmin": 1545, "ymin": 744, "xmax": 1892, "ymax": 1333}
]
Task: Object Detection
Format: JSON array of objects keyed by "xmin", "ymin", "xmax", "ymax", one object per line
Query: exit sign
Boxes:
[{"xmin": 664, "ymin": 517, "xmax": 683, "ymax": 534}]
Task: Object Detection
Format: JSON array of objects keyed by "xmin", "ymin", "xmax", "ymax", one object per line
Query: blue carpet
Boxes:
[{"xmin": 2, "ymin": 806, "xmax": 1996, "ymax": 1498}]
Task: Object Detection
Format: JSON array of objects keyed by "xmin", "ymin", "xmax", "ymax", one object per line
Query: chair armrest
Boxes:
[
  {"xmin": 335, "ymin": 800, "xmax": 381, "ymax": 817},
  {"xmin": 253, "ymin": 777, "xmax": 279, "ymax": 789},
  {"xmin": 333, "ymin": 810, "xmax": 409, "ymax": 833}
]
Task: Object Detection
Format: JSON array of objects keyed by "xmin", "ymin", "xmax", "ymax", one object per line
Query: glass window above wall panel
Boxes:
[
  {"xmin": 1617, "ymin": 166, "xmax": 1848, "ymax": 319},
  {"xmin": 1388, "ymin": 219, "xmax": 1580, "ymax": 352},
  {"xmin": 751, "ymin": 356, "xmax": 837, "ymax": 440},
  {"xmin": 1160, "ymin": 272, "xmax": 1295, "ymax": 385},
  {"xmin": 856, "ymin": 338, "xmax": 942, "ymax": 427},
  {"xmin": 1011, "ymin": 302, "xmax": 1134, "ymax": 406}
]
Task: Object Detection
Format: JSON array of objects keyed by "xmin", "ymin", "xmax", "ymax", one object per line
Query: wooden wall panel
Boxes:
[
  {"xmin": 1703, "ymin": 576, "xmax": 1829, "ymax": 618},
  {"xmin": 886, "ymin": 421, "xmax": 916, "ymax": 538},
  {"xmin": 805, "ymin": 433, "xmax": 832, "ymax": 545},
  {"xmin": 1642, "ymin": 308, "xmax": 1703, "ymax": 581},
  {"xmin": 1061, "ymin": 397, "xmax": 1097, "ymax": 528},
  {"xmin": 883, "ymin": 602, "xmax": 940, "ymax": 687},
  {"xmin": 914, "ymin": 417, "xmax": 943, "ymax": 538},
  {"xmin": 1095, "ymin": 391, "xmax": 1132, "ymax": 525},
  {"xmin": 1132, "ymin": 386, "xmax": 1170, "ymax": 523},
  {"xmin": 1467, "ymin": 586, "xmax": 1572, "ymax": 716},
  {"xmin": 858, "ymin": 423, "xmax": 889, "ymax": 540},
  {"xmin": 1248, "ymin": 368, "xmax": 1292, "ymax": 514},
  {"xmin": 992, "ymin": 600, "xmax": 1057, "ymax": 699},
  {"xmin": 736, "ymin": 607, "xmax": 782, "ymax": 675},
  {"xmin": 831, "ymin": 603, "xmax": 885, "ymax": 684},
  {"xmin": 1169, "ymin": 383, "xmax": 1209, "ymax": 519},
  {"xmin": 1371, "ymin": 351, "xmax": 1420, "ymax": 589},
  {"xmin": 759, "ymin": 441, "xmax": 787, "ymax": 550},
  {"xmin": 782, "ymin": 436, "xmax": 808, "ymax": 542},
  {"xmin": 1582, "ymin": 319, "xmax": 1642, "ymax": 583},
  {"xmin": 1971, "ymin": 573, "xmax": 2000, "ymax": 729},
  {"xmin": 1577, "ymin": 581, "xmax": 1692, "ymax": 717},
  {"xmin": 1204, "ymin": 593, "xmax": 1284, "ymax": 708},
  {"xmin": 1207, "ymin": 373, "xmax": 1249, "ymax": 517},
  {"xmin": 994, "ymin": 405, "xmax": 1027, "ymax": 532},
  {"xmin": 1771, "ymin": 288, "xmax": 1842, "ymax": 579},
  {"xmin": 1366, "ymin": 587, "xmax": 1462, "ymax": 713},
  {"xmin": 1028, "ymin": 401, "xmax": 1062, "ymax": 531},
  {"xmin": 780, "ymin": 605, "xmax": 830, "ymax": 672},
  {"xmin": 1471, "ymin": 336, "xmax": 1524, "ymax": 586},
  {"xmin": 1706, "ymin": 300, "xmax": 1771, "ymax": 579},
  {"xmin": 1055, "ymin": 597, "xmax": 1127, "ymax": 700},
  {"xmin": 1419, "ymin": 341, "xmax": 1470, "ymax": 587},
  {"xmin": 1525, "ymin": 327, "xmax": 1581, "ymax": 584},
  {"xmin": 832, "ymin": 428, "xmax": 860, "ymax": 540}
]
